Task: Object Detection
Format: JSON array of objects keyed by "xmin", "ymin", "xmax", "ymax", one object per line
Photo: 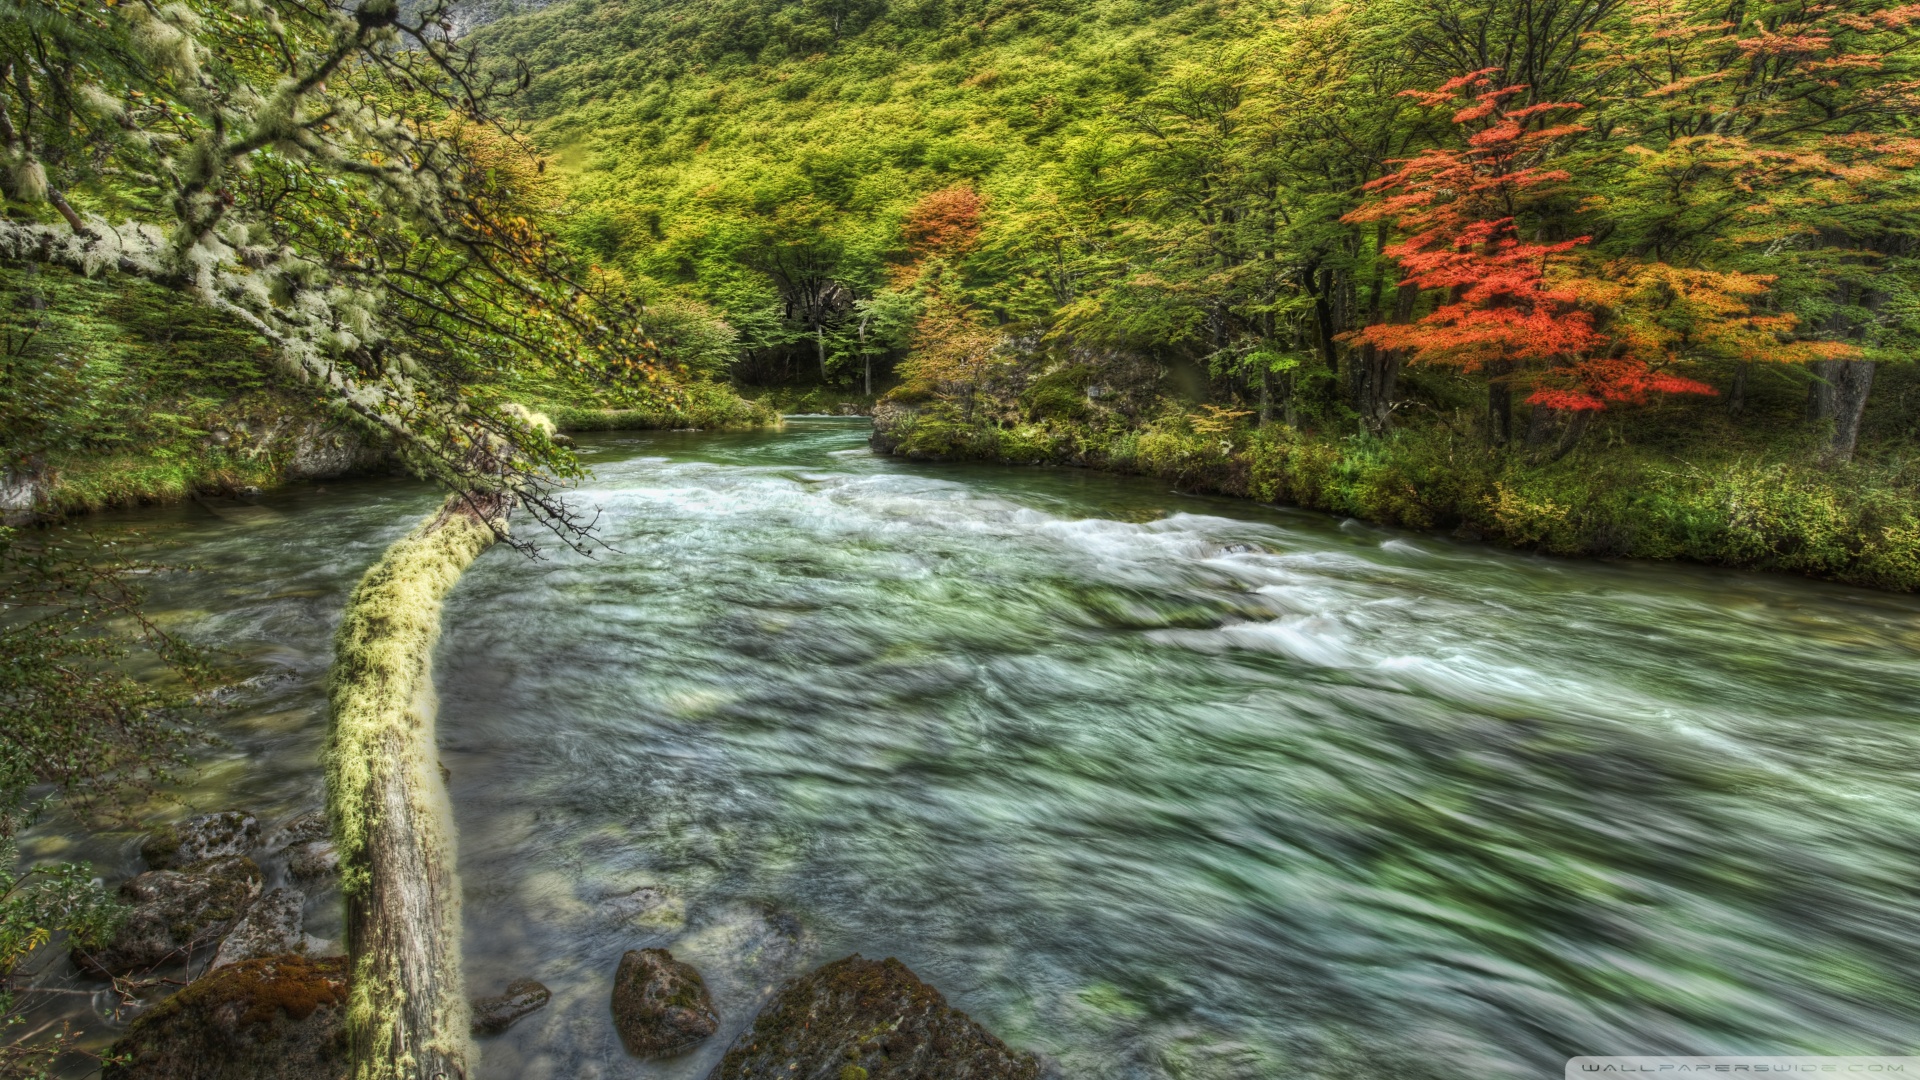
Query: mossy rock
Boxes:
[
  {"xmin": 611, "ymin": 947, "xmax": 719, "ymax": 1058},
  {"xmin": 141, "ymin": 811, "xmax": 261, "ymax": 870},
  {"xmin": 76, "ymin": 857, "xmax": 263, "ymax": 976},
  {"xmin": 103, "ymin": 953, "xmax": 349, "ymax": 1080},
  {"xmin": 710, "ymin": 954, "xmax": 1040, "ymax": 1080}
]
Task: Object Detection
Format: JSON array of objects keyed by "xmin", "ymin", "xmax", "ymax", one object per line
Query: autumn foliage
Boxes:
[
  {"xmin": 1345, "ymin": 73, "xmax": 1720, "ymax": 411},
  {"xmin": 897, "ymin": 185, "xmax": 1003, "ymax": 410},
  {"xmin": 902, "ymin": 186, "xmax": 987, "ymax": 260}
]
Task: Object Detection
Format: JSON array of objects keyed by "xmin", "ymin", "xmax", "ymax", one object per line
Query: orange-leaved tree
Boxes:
[
  {"xmin": 1346, "ymin": 72, "xmax": 1744, "ymax": 448},
  {"xmin": 902, "ymin": 186, "xmax": 987, "ymax": 267},
  {"xmin": 1581, "ymin": 0, "xmax": 1920, "ymax": 461},
  {"xmin": 894, "ymin": 186, "xmax": 1004, "ymax": 417}
]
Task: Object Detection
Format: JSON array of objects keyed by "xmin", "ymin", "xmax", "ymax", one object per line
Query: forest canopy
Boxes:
[{"xmin": 471, "ymin": 0, "xmax": 1919, "ymax": 463}]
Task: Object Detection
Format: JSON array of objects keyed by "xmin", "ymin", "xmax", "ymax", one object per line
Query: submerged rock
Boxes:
[
  {"xmin": 709, "ymin": 954, "xmax": 1040, "ymax": 1080},
  {"xmin": 611, "ymin": 948, "xmax": 719, "ymax": 1058},
  {"xmin": 77, "ymin": 857, "xmax": 263, "ymax": 976},
  {"xmin": 470, "ymin": 978, "xmax": 552, "ymax": 1035},
  {"xmin": 267, "ymin": 811, "xmax": 330, "ymax": 850},
  {"xmin": 103, "ymin": 953, "xmax": 349, "ymax": 1080},
  {"xmin": 211, "ymin": 887, "xmax": 306, "ymax": 970},
  {"xmin": 141, "ymin": 811, "xmax": 261, "ymax": 870},
  {"xmin": 284, "ymin": 841, "xmax": 340, "ymax": 883}
]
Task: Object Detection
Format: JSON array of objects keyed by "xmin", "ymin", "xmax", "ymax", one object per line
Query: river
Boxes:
[{"xmin": 24, "ymin": 417, "xmax": 1920, "ymax": 1079}]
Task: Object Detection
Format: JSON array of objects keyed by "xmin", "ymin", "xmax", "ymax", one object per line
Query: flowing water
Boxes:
[{"xmin": 24, "ymin": 418, "xmax": 1920, "ymax": 1079}]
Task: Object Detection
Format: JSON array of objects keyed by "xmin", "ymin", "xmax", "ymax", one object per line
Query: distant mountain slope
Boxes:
[{"xmin": 467, "ymin": 0, "xmax": 1257, "ymax": 374}]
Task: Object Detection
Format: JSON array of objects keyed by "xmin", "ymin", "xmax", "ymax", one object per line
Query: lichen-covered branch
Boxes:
[{"xmin": 0, "ymin": 0, "xmax": 659, "ymax": 554}]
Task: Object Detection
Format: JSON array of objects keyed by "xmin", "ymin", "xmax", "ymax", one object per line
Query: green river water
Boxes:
[{"xmin": 24, "ymin": 418, "xmax": 1920, "ymax": 1078}]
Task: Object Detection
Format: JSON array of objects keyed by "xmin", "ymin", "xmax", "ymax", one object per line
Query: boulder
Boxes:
[
  {"xmin": 76, "ymin": 857, "xmax": 263, "ymax": 976},
  {"xmin": 611, "ymin": 948, "xmax": 719, "ymax": 1058},
  {"xmin": 284, "ymin": 841, "xmax": 339, "ymax": 883},
  {"xmin": 102, "ymin": 953, "xmax": 348, "ymax": 1080},
  {"xmin": 267, "ymin": 811, "xmax": 330, "ymax": 850},
  {"xmin": 470, "ymin": 978, "xmax": 552, "ymax": 1035},
  {"xmin": 708, "ymin": 955, "xmax": 1040, "ymax": 1080},
  {"xmin": 142, "ymin": 812, "xmax": 260, "ymax": 870},
  {"xmin": 211, "ymin": 888, "xmax": 306, "ymax": 970}
]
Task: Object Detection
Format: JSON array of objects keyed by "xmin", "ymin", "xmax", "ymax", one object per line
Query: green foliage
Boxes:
[
  {"xmin": 0, "ymin": 527, "xmax": 206, "ymax": 803},
  {"xmin": 0, "ymin": 525, "xmax": 216, "ymax": 1075},
  {"xmin": 0, "ymin": 792, "xmax": 126, "ymax": 1080}
]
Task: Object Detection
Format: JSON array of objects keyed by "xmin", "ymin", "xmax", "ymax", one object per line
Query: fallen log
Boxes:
[{"xmin": 326, "ymin": 496, "xmax": 502, "ymax": 1080}]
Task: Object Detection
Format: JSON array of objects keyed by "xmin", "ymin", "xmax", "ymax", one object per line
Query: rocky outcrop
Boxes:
[
  {"xmin": 76, "ymin": 857, "xmax": 263, "ymax": 976},
  {"xmin": 611, "ymin": 948, "xmax": 719, "ymax": 1058},
  {"xmin": 470, "ymin": 978, "xmax": 551, "ymax": 1035},
  {"xmin": 103, "ymin": 954, "xmax": 349, "ymax": 1080},
  {"xmin": 141, "ymin": 811, "xmax": 260, "ymax": 870},
  {"xmin": 211, "ymin": 888, "xmax": 307, "ymax": 970},
  {"xmin": 269, "ymin": 811, "xmax": 340, "ymax": 884},
  {"xmin": 0, "ymin": 461, "xmax": 45, "ymax": 525},
  {"xmin": 709, "ymin": 955, "xmax": 1040, "ymax": 1080}
]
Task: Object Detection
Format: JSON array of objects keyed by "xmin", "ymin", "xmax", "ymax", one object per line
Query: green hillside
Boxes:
[
  {"xmin": 472, "ymin": 0, "xmax": 1256, "ymax": 384},
  {"xmin": 470, "ymin": 0, "xmax": 1920, "ymax": 587}
]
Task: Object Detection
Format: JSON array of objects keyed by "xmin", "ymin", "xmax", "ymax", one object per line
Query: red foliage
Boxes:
[{"xmin": 1344, "ymin": 76, "xmax": 1718, "ymax": 410}]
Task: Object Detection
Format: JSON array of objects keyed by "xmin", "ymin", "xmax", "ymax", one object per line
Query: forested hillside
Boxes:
[{"xmin": 468, "ymin": 0, "xmax": 1920, "ymax": 585}]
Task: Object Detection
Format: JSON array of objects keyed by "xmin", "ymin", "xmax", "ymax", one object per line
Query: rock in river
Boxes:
[
  {"xmin": 709, "ymin": 954, "xmax": 1041, "ymax": 1080},
  {"xmin": 103, "ymin": 953, "xmax": 348, "ymax": 1080},
  {"xmin": 611, "ymin": 947, "xmax": 719, "ymax": 1058},
  {"xmin": 266, "ymin": 810, "xmax": 330, "ymax": 850},
  {"xmin": 471, "ymin": 978, "xmax": 552, "ymax": 1035},
  {"xmin": 284, "ymin": 840, "xmax": 340, "ymax": 883},
  {"xmin": 76, "ymin": 857, "xmax": 263, "ymax": 976},
  {"xmin": 141, "ymin": 811, "xmax": 260, "ymax": 870},
  {"xmin": 211, "ymin": 887, "xmax": 306, "ymax": 970}
]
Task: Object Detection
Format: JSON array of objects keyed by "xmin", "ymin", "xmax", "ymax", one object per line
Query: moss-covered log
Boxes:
[{"xmin": 326, "ymin": 497, "xmax": 501, "ymax": 1080}]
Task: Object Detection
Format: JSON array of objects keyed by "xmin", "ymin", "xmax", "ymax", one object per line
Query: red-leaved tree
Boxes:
[{"xmin": 1345, "ymin": 72, "xmax": 1717, "ymax": 444}]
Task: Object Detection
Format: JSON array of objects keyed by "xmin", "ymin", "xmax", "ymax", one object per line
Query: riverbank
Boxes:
[
  {"xmin": 6, "ymin": 389, "xmax": 776, "ymax": 523},
  {"xmin": 0, "ymin": 263, "xmax": 780, "ymax": 524},
  {"xmin": 871, "ymin": 400, "xmax": 1920, "ymax": 592}
]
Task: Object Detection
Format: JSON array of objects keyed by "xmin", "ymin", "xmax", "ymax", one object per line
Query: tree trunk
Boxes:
[
  {"xmin": 1727, "ymin": 361, "xmax": 1751, "ymax": 417},
  {"xmin": 1524, "ymin": 404, "xmax": 1592, "ymax": 461},
  {"xmin": 1309, "ymin": 266, "xmax": 1339, "ymax": 374},
  {"xmin": 1354, "ymin": 283, "xmax": 1415, "ymax": 436},
  {"xmin": 328, "ymin": 497, "xmax": 503, "ymax": 1080},
  {"xmin": 859, "ymin": 314, "xmax": 871, "ymax": 397},
  {"xmin": 1487, "ymin": 362, "xmax": 1515, "ymax": 447},
  {"xmin": 1805, "ymin": 358, "xmax": 1840, "ymax": 424},
  {"xmin": 1823, "ymin": 359, "xmax": 1876, "ymax": 464},
  {"xmin": 1524, "ymin": 402, "xmax": 1557, "ymax": 448},
  {"xmin": 816, "ymin": 323, "xmax": 828, "ymax": 382},
  {"xmin": 1257, "ymin": 367, "xmax": 1272, "ymax": 426}
]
